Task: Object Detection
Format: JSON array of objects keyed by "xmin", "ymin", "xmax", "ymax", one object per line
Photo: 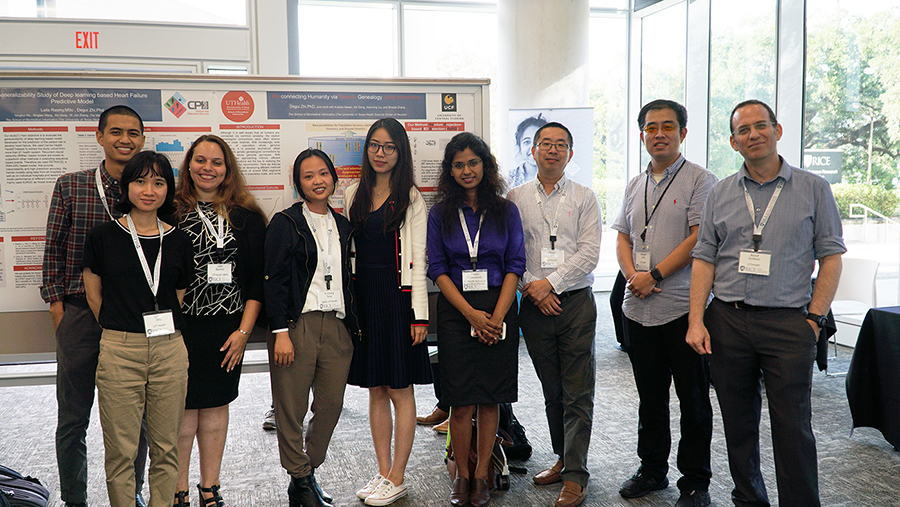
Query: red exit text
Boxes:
[{"xmin": 75, "ymin": 31, "xmax": 99, "ymax": 49}]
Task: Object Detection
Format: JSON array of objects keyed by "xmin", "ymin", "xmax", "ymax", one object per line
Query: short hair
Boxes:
[
  {"xmin": 730, "ymin": 99, "xmax": 777, "ymax": 133},
  {"xmin": 638, "ymin": 99, "xmax": 688, "ymax": 129},
  {"xmin": 115, "ymin": 151, "xmax": 177, "ymax": 216},
  {"xmin": 534, "ymin": 121, "xmax": 573, "ymax": 147},
  {"xmin": 515, "ymin": 114, "xmax": 548, "ymax": 147},
  {"xmin": 98, "ymin": 105, "xmax": 144, "ymax": 134},
  {"xmin": 292, "ymin": 149, "xmax": 338, "ymax": 202}
]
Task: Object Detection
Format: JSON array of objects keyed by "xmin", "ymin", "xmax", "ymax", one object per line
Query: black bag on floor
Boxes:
[
  {"xmin": 498, "ymin": 402, "xmax": 532, "ymax": 461},
  {"xmin": 0, "ymin": 465, "xmax": 50, "ymax": 507}
]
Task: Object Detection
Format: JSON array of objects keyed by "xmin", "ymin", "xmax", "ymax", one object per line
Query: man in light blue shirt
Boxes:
[
  {"xmin": 613, "ymin": 100, "xmax": 716, "ymax": 507},
  {"xmin": 688, "ymin": 100, "xmax": 845, "ymax": 507}
]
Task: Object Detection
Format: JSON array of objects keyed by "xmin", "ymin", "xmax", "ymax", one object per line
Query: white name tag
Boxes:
[
  {"xmin": 634, "ymin": 250, "xmax": 651, "ymax": 272},
  {"xmin": 541, "ymin": 248, "xmax": 564, "ymax": 268},
  {"xmin": 207, "ymin": 263, "xmax": 233, "ymax": 284},
  {"xmin": 142, "ymin": 310, "xmax": 176, "ymax": 337},
  {"xmin": 739, "ymin": 249, "xmax": 771, "ymax": 276},
  {"xmin": 317, "ymin": 289, "xmax": 341, "ymax": 311},
  {"xmin": 462, "ymin": 269, "xmax": 489, "ymax": 292}
]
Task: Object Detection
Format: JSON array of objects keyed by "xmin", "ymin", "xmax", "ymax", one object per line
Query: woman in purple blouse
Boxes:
[{"xmin": 426, "ymin": 132, "xmax": 525, "ymax": 507}]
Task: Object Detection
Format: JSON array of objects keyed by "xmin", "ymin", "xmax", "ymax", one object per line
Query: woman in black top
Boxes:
[
  {"xmin": 173, "ymin": 135, "xmax": 267, "ymax": 507},
  {"xmin": 82, "ymin": 151, "xmax": 193, "ymax": 507}
]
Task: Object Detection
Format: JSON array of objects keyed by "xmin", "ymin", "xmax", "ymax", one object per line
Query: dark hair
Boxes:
[
  {"xmin": 115, "ymin": 151, "xmax": 177, "ymax": 216},
  {"xmin": 98, "ymin": 105, "xmax": 144, "ymax": 133},
  {"xmin": 349, "ymin": 118, "xmax": 415, "ymax": 234},
  {"xmin": 730, "ymin": 99, "xmax": 777, "ymax": 133},
  {"xmin": 175, "ymin": 134, "xmax": 267, "ymax": 225},
  {"xmin": 515, "ymin": 114, "xmax": 548, "ymax": 148},
  {"xmin": 638, "ymin": 99, "xmax": 688, "ymax": 129},
  {"xmin": 534, "ymin": 121, "xmax": 573, "ymax": 147},
  {"xmin": 437, "ymin": 132, "xmax": 508, "ymax": 231},
  {"xmin": 292, "ymin": 149, "xmax": 338, "ymax": 202}
]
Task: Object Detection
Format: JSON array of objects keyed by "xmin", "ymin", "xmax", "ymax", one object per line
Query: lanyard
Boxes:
[
  {"xmin": 458, "ymin": 207, "xmax": 485, "ymax": 269},
  {"xmin": 125, "ymin": 214, "xmax": 164, "ymax": 310},
  {"xmin": 94, "ymin": 165, "xmax": 116, "ymax": 221},
  {"xmin": 742, "ymin": 178, "xmax": 784, "ymax": 252},
  {"xmin": 641, "ymin": 159, "xmax": 685, "ymax": 242},
  {"xmin": 197, "ymin": 206, "xmax": 226, "ymax": 253},
  {"xmin": 303, "ymin": 204, "xmax": 335, "ymax": 290},
  {"xmin": 534, "ymin": 181, "xmax": 568, "ymax": 249}
]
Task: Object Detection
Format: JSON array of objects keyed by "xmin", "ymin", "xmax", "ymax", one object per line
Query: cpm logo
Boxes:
[{"xmin": 164, "ymin": 93, "xmax": 188, "ymax": 118}]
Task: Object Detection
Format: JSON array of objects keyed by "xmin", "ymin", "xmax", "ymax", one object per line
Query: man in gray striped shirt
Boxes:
[{"xmin": 612, "ymin": 100, "xmax": 716, "ymax": 507}]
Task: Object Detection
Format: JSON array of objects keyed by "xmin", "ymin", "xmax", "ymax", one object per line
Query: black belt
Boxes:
[
  {"xmin": 716, "ymin": 297, "xmax": 794, "ymax": 312},
  {"xmin": 557, "ymin": 287, "xmax": 590, "ymax": 299},
  {"xmin": 63, "ymin": 294, "xmax": 90, "ymax": 308}
]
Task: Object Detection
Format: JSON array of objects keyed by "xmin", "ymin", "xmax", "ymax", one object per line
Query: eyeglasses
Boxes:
[
  {"xmin": 642, "ymin": 123, "xmax": 680, "ymax": 134},
  {"xmin": 536, "ymin": 141, "xmax": 570, "ymax": 152},
  {"xmin": 451, "ymin": 159, "xmax": 482, "ymax": 170},
  {"xmin": 367, "ymin": 142, "xmax": 397, "ymax": 155},
  {"xmin": 733, "ymin": 122, "xmax": 774, "ymax": 136}
]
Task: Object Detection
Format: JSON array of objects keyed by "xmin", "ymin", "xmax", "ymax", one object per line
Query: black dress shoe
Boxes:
[
  {"xmin": 288, "ymin": 475, "xmax": 333, "ymax": 507},
  {"xmin": 618, "ymin": 469, "xmax": 668, "ymax": 498},
  {"xmin": 310, "ymin": 469, "xmax": 333, "ymax": 503}
]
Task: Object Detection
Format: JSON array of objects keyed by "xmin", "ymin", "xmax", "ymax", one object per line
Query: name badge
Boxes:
[
  {"xmin": 317, "ymin": 289, "xmax": 341, "ymax": 311},
  {"xmin": 634, "ymin": 249, "xmax": 651, "ymax": 272},
  {"xmin": 462, "ymin": 269, "xmax": 489, "ymax": 292},
  {"xmin": 142, "ymin": 310, "xmax": 175, "ymax": 337},
  {"xmin": 738, "ymin": 249, "xmax": 771, "ymax": 276},
  {"xmin": 541, "ymin": 248, "xmax": 565, "ymax": 268},
  {"xmin": 207, "ymin": 263, "xmax": 233, "ymax": 284}
]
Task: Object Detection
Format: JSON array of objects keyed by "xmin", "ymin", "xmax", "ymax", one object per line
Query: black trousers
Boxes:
[
  {"xmin": 706, "ymin": 298, "xmax": 820, "ymax": 507},
  {"xmin": 625, "ymin": 314, "xmax": 712, "ymax": 492},
  {"xmin": 610, "ymin": 272, "xmax": 629, "ymax": 349}
]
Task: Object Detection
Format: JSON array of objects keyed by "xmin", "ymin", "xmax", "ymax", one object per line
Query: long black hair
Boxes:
[
  {"xmin": 436, "ymin": 132, "xmax": 508, "ymax": 232},
  {"xmin": 348, "ymin": 118, "xmax": 415, "ymax": 234},
  {"xmin": 115, "ymin": 151, "xmax": 177, "ymax": 217}
]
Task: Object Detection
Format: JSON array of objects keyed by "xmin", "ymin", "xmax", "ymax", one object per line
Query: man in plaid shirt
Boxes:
[{"xmin": 41, "ymin": 105, "xmax": 149, "ymax": 507}]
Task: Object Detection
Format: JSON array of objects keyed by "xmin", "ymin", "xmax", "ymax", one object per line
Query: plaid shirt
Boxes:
[{"xmin": 41, "ymin": 163, "xmax": 122, "ymax": 303}]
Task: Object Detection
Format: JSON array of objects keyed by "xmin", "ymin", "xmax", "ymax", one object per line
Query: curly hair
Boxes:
[
  {"xmin": 436, "ymin": 132, "xmax": 509, "ymax": 232},
  {"xmin": 174, "ymin": 134, "xmax": 267, "ymax": 226}
]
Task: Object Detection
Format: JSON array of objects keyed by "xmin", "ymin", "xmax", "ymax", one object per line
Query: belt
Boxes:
[
  {"xmin": 63, "ymin": 294, "xmax": 90, "ymax": 308},
  {"xmin": 716, "ymin": 298, "xmax": 794, "ymax": 312},
  {"xmin": 557, "ymin": 287, "xmax": 590, "ymax": 299}
]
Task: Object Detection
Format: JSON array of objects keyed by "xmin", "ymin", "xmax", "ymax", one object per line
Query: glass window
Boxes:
[
  {"xmin": 591, "ymin": 0, "xmax": 628, "ymax": 9},
  {"xmin": 706, "ymin": 0, "xmax": 776, "ymax": 179},
  {"xmin": 806, "ymin": 0, "xmax": 900, "ymax": 305},
  {"xmin": 297, "ymin": 2, "xmax": 396, "ymax": 78},
  {"xmin": 0, "ymin": 0, "xmax": 247, "ymax": 25}
]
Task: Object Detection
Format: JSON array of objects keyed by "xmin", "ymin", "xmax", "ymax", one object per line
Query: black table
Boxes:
[{"xmin": 845, "ymin": 306, "xmax": 900, "ymax": 449}]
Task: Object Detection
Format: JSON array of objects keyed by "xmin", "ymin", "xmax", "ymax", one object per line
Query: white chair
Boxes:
[{"xmin": 830, "ymin": 257, "xmax": 879, "ymax": 349}]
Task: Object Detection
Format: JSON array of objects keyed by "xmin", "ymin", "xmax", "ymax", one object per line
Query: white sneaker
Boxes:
[
  {"xmin": 263, "ymin": 409, "xmax": 276, "ymax": 430},
  {"xmin": 356, "ymin": 474, "xmax": 384, "ymax": 500},
  {"xmin": 364, "ymin": 479, "xmax": 408, "ymax": 506}
]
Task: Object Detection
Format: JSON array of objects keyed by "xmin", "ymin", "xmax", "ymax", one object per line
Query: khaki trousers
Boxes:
[
  {"xmin": 96, "ymin": 329, "xmax": 188, "ymax": 507},
  {"xmin": 269, "ymin": 311, "xmax": 353, "ymax": 478}
]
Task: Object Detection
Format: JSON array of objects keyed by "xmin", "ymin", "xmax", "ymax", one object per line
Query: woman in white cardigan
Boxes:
[{"xmin": 344, "ymin": 118, "xmax": 431, "ymax": 506}]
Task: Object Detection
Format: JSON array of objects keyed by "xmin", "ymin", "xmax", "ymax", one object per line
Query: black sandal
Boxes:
[
  {"xmin": 197, "ymin": 484, "xmax": 228, "ymax": 507},
  {"xmin": 174, "ymin": 490, "xmax": 190, "ymax": 507}
]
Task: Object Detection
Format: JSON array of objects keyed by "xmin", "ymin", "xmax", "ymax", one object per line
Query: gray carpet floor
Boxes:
[{"xmin": 2, "ymin": 291, "xmax": 899, "ymax": 507}]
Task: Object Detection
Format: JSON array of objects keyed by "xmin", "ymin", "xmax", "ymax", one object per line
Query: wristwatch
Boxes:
[
  {"xmin": 650, "ymin": 267, "xmax": 664, "ymax": 283},
  {"xmin": 806, "ymin": 312, "xmax": 827, "ymax": 328}
]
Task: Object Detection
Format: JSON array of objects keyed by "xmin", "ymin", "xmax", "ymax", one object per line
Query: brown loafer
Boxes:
[
  {"xmin": 433, "ymin": 418, "xmax": 450, "ymax": 434},
  {"xmin": 533, "ymin": 459, "xmax": 563, "ymax": 485},
  {"xmin": 555, "ymin": 481, "xmax": 587, "ymax": 507},
  {"xmin": 469, "ymin": 478, "xmax": 490, "ymax": 507},
  {"xmin": 417, "ymin": 406, "xmax": 450, "ymax": 425},
  {"xmin": 450, "ymin": 477, "xmax": 469, "ymax": 507}
]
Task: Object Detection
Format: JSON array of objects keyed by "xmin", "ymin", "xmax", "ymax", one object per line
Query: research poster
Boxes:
[{"xmin": 0, "ymin": 74, "xmax": 487, "ymax": 314}]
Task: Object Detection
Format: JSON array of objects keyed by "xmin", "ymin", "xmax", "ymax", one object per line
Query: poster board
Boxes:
[{"xmin": 0, "ymin": 71, "xmax": 489, "ymax": 361}]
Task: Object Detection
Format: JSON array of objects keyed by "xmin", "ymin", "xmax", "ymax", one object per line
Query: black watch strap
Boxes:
[
  {"xmin": 650, "ymin": 267, "xmax": 663, "ymax": 282},
  {"xmin": 806, "ymin": 313, "xmax": 827, "ymax": 328}
]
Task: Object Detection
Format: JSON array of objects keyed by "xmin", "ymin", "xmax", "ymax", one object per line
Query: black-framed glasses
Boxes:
[
  {"xmin": 733, "ymin": 122, "xmax": 774, "ymax": 136},
  {"xmin": 367, "ymin": 142, "xmax": 397, "ymax": 155},
  {"xmin": 451, "ymin": 159, "xmax": 482, "ymax": 170},
  {"xmin": 536, "ymin": 141, "xmax": 570, "ymax": 151},
  {"xmin": 642, "ymin": 123, "xmax": 680, "ymax": 134}
]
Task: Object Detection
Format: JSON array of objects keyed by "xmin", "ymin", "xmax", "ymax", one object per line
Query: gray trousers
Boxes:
[
  {"xmin": 55, "ymin": 299, "xmax": 148, "ymax": 504},
  {"xmin": 520, "ymin": 288, "xmax": 596, "ymax": 488},
  {"xmin": 268, "ymin": 311, "xmax": 353, "ymax": 478},
  {"xmin": 706, "ymin": 298, "xmax": 820, "ymax": 507}
]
